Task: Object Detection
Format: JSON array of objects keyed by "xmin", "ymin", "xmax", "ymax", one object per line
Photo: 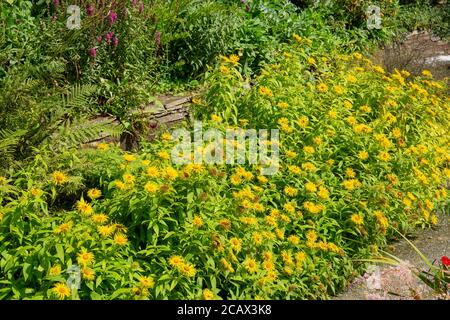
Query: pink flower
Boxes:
[
  {"xmin": 53, "ymin": 0, "xmax": 60, "ymax": 7},
  {"xmin": 139, "ymin": 2, "xmax": 144, "ymax": 14},
  {"xmin": 112, "ymin": 37, "xmax": 119, "ymax": 47},
  {"xmin": 109, "ymin": 11, "xmax": 118, "ymax": 25},
  {"xmin": 86, "ymin": 4, "xmax": 94, "ymax": 16},
  {"xmin": 131, "ymin": 0, "xmax": 138, "ymax": 5},
  {"xmin": 105, "ymin": 32, "xmax": 114, "ymax": 42},
  {"xmin": 88, "ymin": 47, "xmax": 97, "ymax": 58},
  {"xmin": 97, "ymin": 36, "xmax": 102, "ymax": 43}
]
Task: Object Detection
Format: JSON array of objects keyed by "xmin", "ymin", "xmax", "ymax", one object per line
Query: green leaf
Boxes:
[{"xmin": 55, "ymin": 244, "xmax": 64, "ymax": 263}]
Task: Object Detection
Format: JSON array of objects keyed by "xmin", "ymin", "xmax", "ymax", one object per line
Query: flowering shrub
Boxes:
[{"xmin": 0, "ymin": 36, "xmax": 449, "ymax": 300}]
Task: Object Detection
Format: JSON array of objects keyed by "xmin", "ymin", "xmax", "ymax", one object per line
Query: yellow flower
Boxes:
[
  {"xmin": 347, "ymin": 75, "xmax": 357, "ymax": 83},
  {"xmin": 422, "ymin": 69, "xmax": 432, "ymax": 77},
  {"xmin": 285, "ymin": 150, "xmax": 298, "ymax": 159},
  {"xmin": 87, "ymin": 188, "xmax": 101, "ymax": 200},
  {"xmin": 378, "ymin": 151, "xmax": 391, "ymax": 162},
  {"xmin": 180, "ymin": 263, "xmax": 196, "ymax": 277},
  {"xmin": 243, "ymin": 257, "xmax": 258, "ymax": 273},
  {"xmin": 114, "ymin": 180, "xmax": 127, "ymax": 190},
  {"xmin": 288, "ymin": 165, "xmax": 301, "ymax": 175},
  {"xmin": 49, "ymin": 265, "xmax": 61, "ymax": 276},
  {"xmin": 114, "ymin": 233, "xmax": 128, "ymax": 246},
  {"xmin": 91, "ymin": 213, "xmax": 108, "ymax": 224},
  {"xmin": 229, "ymin": 54, "xmax": 240, "ymax": 65},
  {"xmin": 252, "ymin": 232, "xmax": 263, "ymax": 245},
  {"xmin": 277, "ymin": 102, "xmax": 289, "ymax": 110},
  {"xmin": 346, "ymin": 116, "xmax": 357, "ymax": 126},
  {"xmin": 430, "ymin": 215, "xmax": 438, "ymax": 225},
  {"xmin": 144, "ymin": 182, "xmax": 159, "ymax": 193},
  {"xmin": 203, "ymin": 288, "xmax": 214, "ymax": 300},
  {"xmin": 350, "ymin": 214, "xmax": 364, "ymax": 225},
  {"xmin": 257, "ymin": 175, "xmax": 268, "ymax": 183},
  {"xmin": 97, "ymin": 142, "xmax": 109, "ymax": 151},
  {"xmin": 31, "ymin": 187, "xmax": 43, "ymax": 197},
  {"xmin": 373, "ymin": 65, "xmax": 385, "ymax": 74},
  {"xmin": 161, "ymin": 132, "xmax": 172, "ymax": 141},
  {"xmin": 342, "ymin": 179, "xmax": 361, "ymax": 191},
  {"xmin": 283, "ymin": 202, "xmax": 295, "ymax": 214},
  {"xmin": 139, "ymin": 276, "xmax": 155, "ymax": 289},
  {"xmin": 51, "ymin": 282, "xmax": 71, "ymax": 300},
  {"xmin": 122, "ymin": 173, "xmax": 135, "ymax": 184},
  {"xmin": 346, "ymin": 168, "xmax": 356, "ymax": 178},
  {"xmin": 124, "ymin": 153, "xmax": 136, "ymax": 162},
  {"xmin": 76, "ymin": 199, "xmax": 93, "ymax": 216},
  {"xmin": 230, "ymin": 237, "xmax": 242, "ymax": 252},
  {"xmin": 54, "ymin": 221, "xmax": 72, "ymax": 234},
  {"xmin": 287, "ymin": 235, "xmax": 300, "ymax": 245},
  {"xmin": 333, "ymin": 85, "xmax": 344, "ymax": 95},
  {"xmin": 77, "ymin": 249, "xmax": 94, "ymax": 266},
  {"xmin": 142, "ymin": 166, "xmax": 158, "ymax": 179},
  {"xmin": 302, "ymin": 162, "xmax": 316, "ymax": 172},
  {"xmin": 307, "ymin": 57, "xmax": 316, "ymax": 65},
  {"xmin": 259, "ymin": 86, "xmax": 273, "ymax": 97},
  {"xmin": 211, "ymin": 114, "xmax": 223, "ymax": 122},
  {"xmin": 317, "ymin": 83, "xmax": 328, "ymax": 93},
  {"xmin": 163, "ymin": 166, "xmax": 178, "ymax": 180},
  {"xmin": 52, "ymin": 171, "xmax": 68, "ymax": 185},
  {"xmin": 296, "ymin": 116, "xmax": 309, "ymax": 128},
  {"xmin": 293, "ymin": 33, "xmax": 302, "ymax": 43},
  {"xmin": 303, "ymin": 146, "xmax": 315, "ymax": 154},
  {"xmin": 221, "ymin": 258, "xmax": 235, "ymax": 272},
  {"xmin": 169, "ymin": 255, "xmax": 184, "ymax": 268},
  {"xmin": 81, "ymin": 267, "xmax": 95, "ymax": 281},
  {"xmin": 317, "ymin": 186, "xmax": 329, "ymax": 200},
  {"xmin": 192, "ymin": 215, "xmax": 203, "ymax": 227},
  {"xmin": 343, "ymin": 100, "xmax": 353, "ymax": 110},
  {"xmin": 305, "ymin": 182, "xmax": 317, "ymax": 193},
  {"xmin": 359, "ymin": 105, "xmax": 372, "ymax": 113},
  {"xmin": 220, "ymin": 65, "xmax": 230, "ymax": 75},
  {"xmin": 358, "ymin": 151, "xmax": 369, "ymax": 160},
  {"xmin": 158, "ymin": 151, "xmax": 170, "ymax": 160},
  {"xmin": 284, "ymin": 186, "xmax": 298, "ymax": 197},
  {"xmin": 97, "ymin": 224, "xmax": 115, "ymax": 237},
  {"xmin": 328, "ymin": 110, "xmax": 337, "ymax": 119}
]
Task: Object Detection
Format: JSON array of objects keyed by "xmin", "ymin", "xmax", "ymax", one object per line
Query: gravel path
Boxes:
[{"xmin": 334, "ymin": 210, "xmax": 450, "ymax": 300}]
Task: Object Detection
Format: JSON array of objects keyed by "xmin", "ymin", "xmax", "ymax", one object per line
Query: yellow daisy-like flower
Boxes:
[
  {"xmin": 220, "ymin": 258, "xmax": 235, "ymax": 273},
  {"xmin": 328, "ymin": 110, "xmax": 337, "ymax": 119},
  {"xmin": 158, "ymin": 151, "xmax": 170, "ymax": 160},
  {"xmin": 51, "ymin": 282, "xmax": 71, "ymax": 300},
  {"xmin": 220, "ymin": 65, "xmax": 230, "ymax": 75},
  {"xmin": 350, "ymin": 214, "xmax": 364, "ymax": 225},
  {"xmin": 144, "ymin": 182, "xmax": 159, "ymax": 194},
  {"xmin": 288, "ymin": 165, "xmax": 301, "ymax": 175},
  {"xmin": 163, "ymin": 166, "xmax": 178, "ymax": 180},
  {"xmin": 52, "ymin": 171, "xmax": 68, "ymax": 185},
  {"xmin": 54, "ymin": 221, "xmax": 72, "ymax": 234},
  {"xmin": 283, "ymin": 202, "xmax": 295, "ymax": 214},
  {"xmin": 284, "ymin": 186, "xmax": 298, "ymax": 197},
  {"xmin": 87, "ymin": 188, "xmax": 101, "ymax": 200},
  {"xmin": 317, "ymin": 186, "xmax": 330, "ymax": 200},
  {"xmin": 114, "ymin": 180, "xmax": 127, "ymax": 190},
  {"xmin": 303, "ymin": 146, "xmax": 315, "ymax": 154},
  {"xmin": 287, "ymin": 235, "xmax": 300, "ymax": 245},
  {"xmin": 378, "ymin": 151, "xmax": 391, "ymax": 162},
  {"xmin": 124, "ymin": 153, "xmax": 136, "ymax": 162},
  {"xmin": 77, "ymin": 249, "xmax": 95, "ymax": 266},
  {"xmin": 31, "ymin": 187, "xmax": 43, "ymax": 197},
  {"xmin": 277, "ymin": 102, "xmax": 289, "ymax": 109},
  {"xmin": 243, "ymin": 257, "xmax": 258, "ymax": 273},
  {"xmin": 192, "ymin": 215, "xmax": 203, "ymax": 227},
  {"xmin": 347, "ymin": 75, "xmax": 357, "ymax": 83},
  {"xmin": 97, "ymin": 142, "xmax": 109, "ymax": 151},
  {"xmin": 81, "ymin": 267, "xmax": 95, "ymax": 281},
  {"xmin": 76, "ymin": 199, "xmax": 93, "ymax": 216},
  {"xmin": 252, "ymin": 232, "xmax": 263, "ymax": 245},
  {"xmin": 296, "ymin": 116, "xmax": 309, "ymax": 128},
  {"xmin": 293, "ymin": 33, "xmax": 302, "ymax": 43},
  {"xmin": 317, "ymin": 83, "xmax": 328, "ymax": 93},
  {"xmin": 180, "ymin": 263, "xmax": 196, "ymax": 277},
  {"xmin": 97, "ymin": 224, "xmax": 115, "ymax": 237},
  {"xmin": 305, "ymin": 182, "xmax": 317, "ymax": 193},
  {"xmin": 168, "ymin": 255, "xmax": 184, "ymax": 268},
  {"xmin": 122, "ymin": 173, "xmax": 135, "ymax": 184},
  {"xmin": 422, "ymin": 69, "xmax": 432, "ymax": 77},
  {"xmin": 230, "ymin": 237, "xmax": 242, "ymax": 252},
  {"xmin": 358, "ymin": 151, "xmax": 369, "ymax": 160},
  {"xmin": 430, "ymin": 214, "xmax": 438, "ymax": 225},
  {"xmin": 49, "ymin": 265, "xmax": 61, "ymax": 276},
  {"xmin": 229, "ymin": 54, "xmax": 240, "ymax": 66},
  {"xmin": 113, "ymin": 233, "xmax": 128, "ymax": 246},
  {"xmin": 333, "ymin": 85, "xmax": 344, "ymax": 95},
  {"xmin": 257, "ymin": 175, "xmax": 268, "ymax": 183},
  {"xmin": 139, "ymin": 276, "xmax": 155, "ymax": 289},
  {"xmin": 259, "ymin": 86, "xmax": 273, "ymax": 97},
  {"xmin": 203, "ymin": 288, "xmax": 214, "ymax": 300},
  {"xmin": 302, "ymin": 162, "xmax": 316, "ymax": 172},
  {"xmin": 211, "ymin": 114, "xmax": 223, "ymax": 122},
  {"xmin": 146, "ymin": 166, "xmax": 160, "ymax": 178},
  {"xmin": 91, "ymin": 213, "xmax": 108, "ymax": 224}
]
